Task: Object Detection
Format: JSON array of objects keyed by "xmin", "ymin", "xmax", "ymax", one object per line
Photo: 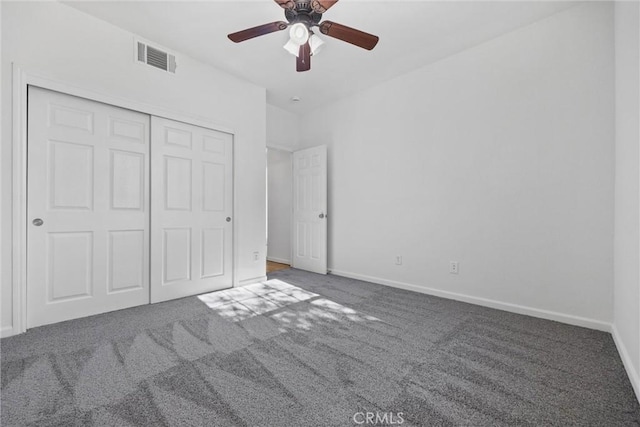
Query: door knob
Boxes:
[
  {"xmin": 32, "ymin": 218, "xmax": 44, "ymax": 226},
  {"xmin": 226, "ymin": 217, "xmax": 231, "ymax": 222},
  {"xmin": 319, "ymin": 213, "xmax": 325, "ymax": 219}
]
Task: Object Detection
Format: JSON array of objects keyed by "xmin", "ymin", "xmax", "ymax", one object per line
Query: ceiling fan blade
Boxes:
[
  {"xmin": 297, "ymin": 42, "xmax": 311, "ymax": 72},
  {"xmin": 310, "ymin": 0, "xmax": 339, "ymax": 13},
  {"xmin": 228, "ymin": 21, "xmax": 288, "ymax": 43},
  {"xmin": 274, "ymin": 0, "xmax": 295, "ymax": 10},
  {"xmin": 318, "ymin": 21, "xmax": 379, "ymax": 50}
]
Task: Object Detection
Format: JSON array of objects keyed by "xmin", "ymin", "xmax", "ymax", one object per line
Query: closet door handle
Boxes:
[
  {"xmin": 32, "ymin": 218, "xmax": 44, "ymax": 226},
  {"xmin": 226, "ymin": 217, "xmax": 232, "ymax": 222}
]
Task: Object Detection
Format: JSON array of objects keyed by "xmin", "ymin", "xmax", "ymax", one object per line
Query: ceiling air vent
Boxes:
[{"xmin": 136, "ymin": 40, "xmax": 177, "ymax": 74}]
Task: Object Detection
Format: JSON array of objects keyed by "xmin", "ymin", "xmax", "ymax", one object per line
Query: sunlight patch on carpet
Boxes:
[
  {"xmin": 197, "ymin": 279, "xmax": 378, "ymax": 328},
  {"xmin": 198, "ymin": 280, "xmax": 318, "ymax": 321}
]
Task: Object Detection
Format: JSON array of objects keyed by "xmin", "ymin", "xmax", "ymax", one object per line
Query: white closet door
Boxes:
[
  {"xmin": 150, "ymin": 117, "xmax": 233, "ymax": 303},
  {"xmin": 27, "ymin": 86, "xmax": 150, "ymax": 328},
  {"xmin": 292, "ymin": 145, "xmax": 327, "ymax": 274}
]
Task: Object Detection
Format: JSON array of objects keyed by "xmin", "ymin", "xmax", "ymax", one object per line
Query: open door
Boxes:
[{"xmin": 292, "ymin": 145, "xmax": 327, "ymax": 274}]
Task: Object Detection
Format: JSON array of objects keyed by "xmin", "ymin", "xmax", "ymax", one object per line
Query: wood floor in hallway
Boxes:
[{"xmin": 267, "ymin": 261, "xmax": 290, "ymax": 273}]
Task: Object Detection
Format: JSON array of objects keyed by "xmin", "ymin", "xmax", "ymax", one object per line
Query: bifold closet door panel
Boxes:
[
  {"xmin": 150, "ymin": 117, "xmax": 233, "ymax": 303},
  {"xmin": 27, "ymin": 86, "xmax": 151, "ymax": 328}
]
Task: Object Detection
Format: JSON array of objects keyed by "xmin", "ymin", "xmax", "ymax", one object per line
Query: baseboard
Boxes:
[
  {"xmin": 330, "ymin": 269, "xmax": 611, "ymax": 332},
  {"xmin": 236, "ymin": 276, "xmax": 268, "ymax": 287},
  {"xmin": 1, "ymin": 326, "xmax": 16, "ymax": 339},
  {"xmin": 267, "ymin": 257, "xmax": 291, "ymax": 265},
  {"xmin": 611, "ymin": 325, "xmax": 640, "ymax": 402}
]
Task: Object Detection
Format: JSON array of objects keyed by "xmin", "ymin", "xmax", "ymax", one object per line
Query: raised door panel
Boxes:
[
  {"xmin": 108, "ymin": 230, "xmax": 145, "ymax": 293},
  {"xmin": 202, "ymin": 135, "xmax": 225, "ymax": 154},
  {"xmin": 311, "ymin": 172, "xmax": 321, "ymax": 211},
  {"xmin": 201, "ymin": 228, "xmax": 224, "ymax": 278},
  {"xmin": 109, "ymin": 117, "xmax": 146, "ymax": 143},
  {"xmin": 296, "ymin": 174, "xmax": 308, "ymax": 211},
  {"xmin": 202, "ymin": 162, "xmax": 225, "ymax": 212},
  {"xmin": 310, "ymin": 223, "xmax": 322, "ymax": 261},
  {"xmin": 49, "ymin": 140, "xmax": 94, "ymax": 210},
  {"xmin": 49, "ymin": 103, "xmax": 94, "ymax": 133},
  {"xmin": 165, "ymin": 156, "xmax": 192, "ymax": 211},
  {"xmin": 163, "ymin": 228, "xmax": 192, "ymax": 283},
  {"xmin": 296, "ymin": 223, "xmax": 307, "ymax": 258},
  {"xmin": 47, "ymin": 232, "xmax": 93, "ymax": 301},
  {"xmin": 165, "ymin": 127, "xmax": 192, "ymax": 149},
  {"xmin": 110, "ymin": 150, "xmax": 144, "ymax": 210}
]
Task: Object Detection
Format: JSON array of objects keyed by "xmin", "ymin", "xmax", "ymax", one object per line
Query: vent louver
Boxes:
[
  {"xmin": 137, "ymin": 41, "xmax": 145, "ymax": 62},
  {"xmin": 135, "ymin": 40, "xmax": 177, "ymax": 74},
  {"xmin": 146, "ymin": 46, "xmax": 167, "ymax": 70}
]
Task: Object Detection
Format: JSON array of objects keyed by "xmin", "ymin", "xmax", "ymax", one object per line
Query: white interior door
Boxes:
[
  {"xmin": 27, "ymin": 86, "xmax": 150, "ymax": 328},
  {"xmin": 292, "ymin": 145, "xmax": 327, "ymax": 274},
  {"xmin": 150, "ymin": 117, "xmax": 233, "ymax": 303}
]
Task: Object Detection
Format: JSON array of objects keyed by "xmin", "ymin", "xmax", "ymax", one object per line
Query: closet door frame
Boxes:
[{"xmin": 8, "ymin": 65, "xmax": 237, "ymax": 337}]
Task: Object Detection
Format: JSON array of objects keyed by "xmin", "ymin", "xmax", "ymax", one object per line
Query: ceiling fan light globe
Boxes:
[
  {"xmin": 309, "ymin": 34, "xmax": 325, "ymax": 56},
  {"xmin": 283, "ymin": 39, "xmax": 299, "ymax": 56},
  {"xmin": 289, "ymin": 23, "xmax": 309, "ymax": 46}
]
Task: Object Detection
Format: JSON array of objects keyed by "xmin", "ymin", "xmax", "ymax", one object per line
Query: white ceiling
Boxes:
[{"xmin": 64, "ymin": 0, "xmax": 580, "ymax": 114}]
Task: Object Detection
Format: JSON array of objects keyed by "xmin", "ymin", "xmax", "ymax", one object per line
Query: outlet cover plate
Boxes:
[{"xmin": 449, "ymin": 261, "xmax": 459, "ymax": 274}]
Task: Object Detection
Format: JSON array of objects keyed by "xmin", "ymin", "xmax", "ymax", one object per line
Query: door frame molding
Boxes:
[{"xmin": 8, "ymin": 63, "xmax": 238, "ymax": 337}]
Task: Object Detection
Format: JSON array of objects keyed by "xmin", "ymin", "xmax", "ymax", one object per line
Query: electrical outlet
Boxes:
[
  {"xmin": 395, "ymin": 255, "xmax": 402, "ymax": 265},
  {"xmin": 253, "ymin": 252, "xmax": 259, "ymax": 262},
  {"xmin": 449, "ymin": 261, "xmax": 459, "ymax": 274}
]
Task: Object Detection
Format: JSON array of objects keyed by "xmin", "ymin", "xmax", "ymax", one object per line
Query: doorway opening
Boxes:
[
  {"xmin": 266, "ymin": 145, "xmax": 328, "ymax": 275},
  {"xmin": 266, "ymin": 147, "xmax": 293, "ymax": 274}
]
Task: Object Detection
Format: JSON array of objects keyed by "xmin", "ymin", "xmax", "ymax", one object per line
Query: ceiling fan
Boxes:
[{"xmin": 228, "ymin": 0, "xmax": 379, "ymax": 72}]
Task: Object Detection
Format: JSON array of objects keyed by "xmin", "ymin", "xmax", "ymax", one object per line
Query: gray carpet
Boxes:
[{"xmin": 2, "ymin": 268, "xmax": 639, "ymax": 426}]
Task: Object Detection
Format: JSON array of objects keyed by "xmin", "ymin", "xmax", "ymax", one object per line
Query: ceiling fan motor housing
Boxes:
[{"xmin": 285, "ymin": 2, "xmax": 323, "ymax": 26}]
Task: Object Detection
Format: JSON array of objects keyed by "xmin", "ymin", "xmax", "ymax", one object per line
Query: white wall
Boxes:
[
  {"xmin": 266, "ymin": 104, "xmax": 299, "ymax": 151},
  {"xmin": 613, "ymin": 1, "xmax": 640, "ymax": 398},
  {"xmin": 267, "ymin": 149, "xmax": 293, "ymax": 264},
  {"xmin": 299, "ymin": 3, "xmax": 615, "ymax": 329},
  {"xmin": 1, "ymin": 2, "xmax": 267, "ymax": 336}
]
